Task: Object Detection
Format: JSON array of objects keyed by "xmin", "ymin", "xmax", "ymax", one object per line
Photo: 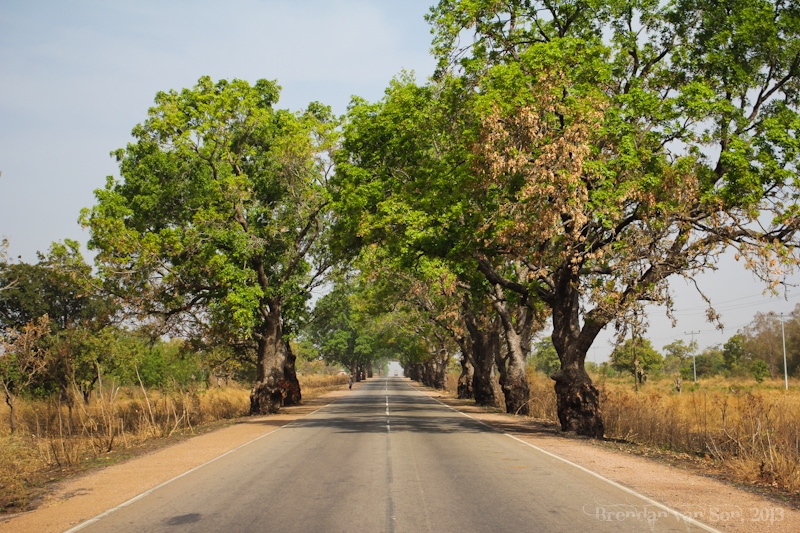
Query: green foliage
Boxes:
[
  {"xmin": 420, "ymin": 0, "xmax": 800, "ymax": 377},
  {"xmin": 332, "ymin": 74, "xmax": 478, "ymax": 268},
  {"xmin": 722, "ymin": 334, "xmax": 748, "ymax": 374},
  {"xmin": 135, "ymin": 340, "xmax": 207, "ymax": 389},
  {"xmin": 751, "ymin": 359, "xmax": 771, "ymax": 383},
  {"xmin": 81, "ymin": 77, "xmax": 333, "ymax": 337},
  {"xmin": 307, "ymin": 279, "xmax": 360, "ymax": 369},
  {"xmin": 81, "ymin": 77, "xmax": 337, "ymax": 406},
  {"xmin": 0, "ymin": 243, "xmax": 119, "ymax": 403},
  {"xmin": 695, "ymin": 346, "xmax": 726, "ymax": 378},
  {"xmin": 610, "ymin": 337, "xmax": 663, "ymax": 383},
  {"xmin": 307, "ymin": 272, "xmax": 426, "ymax": 372},
  {"xmin": 662, "ymin": 339, "xmax": 697, "ymax": 377},
  {"xmin": 0, "ymin": 240, "xmax": 112, "ymax": 331},
  {"xmin": 531, "ymin": 338, "xmax": 560, "ymax": 375}
]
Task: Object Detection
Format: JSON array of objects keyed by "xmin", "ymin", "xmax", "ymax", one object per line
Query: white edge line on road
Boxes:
[
  {"xmin": 504, "ymin": 434, "xmax": 722, "ymax": 533},
  {"xmin": 426, "ymin": 392, "xmax": 721, "ymax": 533},
  {"xmin": 63, "ymin": 401, "xmax": 337, "ymax": 533}
]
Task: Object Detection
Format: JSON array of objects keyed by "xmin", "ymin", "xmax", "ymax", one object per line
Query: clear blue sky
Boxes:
[{"xmin": 1, "ymin": 0, "xmax": 798, "ymax": 355}]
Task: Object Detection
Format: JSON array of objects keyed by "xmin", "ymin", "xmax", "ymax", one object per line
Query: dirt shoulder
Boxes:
[
  {"xmin": 418, "ymin": 385, "xmax": 800, "ymax": 533},
  {"xmin": 2, "ymin": 381, "xmax": 799, "ymax": 533}
]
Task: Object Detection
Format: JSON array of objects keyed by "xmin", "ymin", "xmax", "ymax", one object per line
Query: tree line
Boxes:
[
  {"xmin": 530, "ymin": 304, "xmax": 800, "ymax": 387},
  {"xmin": 3, "ymin": 1, "xmax": 800, "ymax": 438}
]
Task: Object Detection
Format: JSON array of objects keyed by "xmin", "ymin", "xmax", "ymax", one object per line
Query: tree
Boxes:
[
  {"xmin": 751, "ymin": 359, "xmax": 771, "ymax": 383},
  {"xmin": 332, "ymin": 73, "xmax": 553, "ymax": 414},
  {"xmin": 662, "ymin": 339, "xmax": 697, "ymax": 378},
  {"xmin": 0, "ymin": 241, "xmax": 115, "ymax": 407},
  {"xmin": 695, "ymin": 345, "xmax": 726, "ymax": 377},
  {"xmin": 0, "ymin": 315, "xmax": 50, "ymax": 433},
  {"xmin": 722, "ymin": 333, "xmax": 749, "ymax": 375},
  {"xmin": 531, "ymin": 338, "xmax": 561, "ymax": 376},
  {"xmin": 610, "ymin": 338, "xmax": 663, "ymax": 386},
  {"xmin": 743, "ymin": 311, "xmax": 785, "ymax": 378},
  {"xmin": 426, "ymin": 0, "xmax": 800, "ymax": 437},
  {"xmin": 307, "ymin": 278, "xmax": 363, "ymax": 376},
  {"xmin": 0, "ymin": 240, "xmax": 108, "ymax": 331},
  {"xmin": 81, "ymin": 77, "xmax": 336, "ymax": 414}
]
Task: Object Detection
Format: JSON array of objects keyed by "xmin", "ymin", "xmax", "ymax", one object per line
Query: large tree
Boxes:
[
  {"xmin": 0, "ymin": 241, "xmax": 115, "ymax": 406},
  {"xmin": 81, "ymin": 77, "xmax": 335, "ymax": 414},
  {"xmin": 610, "ymin": 337, "xmax": 663, "ymax": 386},
  {"xmin": 332, "ymin": 75, "xmax": 550, "ymax": 414},
  {"xmin": 427, "ymin": 0, "xmax": 800, "ymax": 437}
]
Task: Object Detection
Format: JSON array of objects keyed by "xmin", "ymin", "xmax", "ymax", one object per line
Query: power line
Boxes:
[{"xmin": 662, "ymin": 292, "xmax": 800, "ymax": 316}]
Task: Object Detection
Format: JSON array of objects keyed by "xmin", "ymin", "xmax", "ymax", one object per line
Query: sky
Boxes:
[{"xmin": 1, "ymin": 0, "xmax": 799, "ymax": 357}]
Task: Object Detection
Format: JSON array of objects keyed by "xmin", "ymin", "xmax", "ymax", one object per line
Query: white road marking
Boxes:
[
  {"xmin": 425, "ymin": 387, "xmax": 721, "ymax": 533},
  {"xmin": 63, "ymin": 403, "xmax": 335, "ymax": 533}
]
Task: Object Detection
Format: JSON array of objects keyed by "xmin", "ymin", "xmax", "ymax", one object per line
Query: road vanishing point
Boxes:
[{"xmin": 67, "ymin": 378, "xmax": 718, "ymax": 533}]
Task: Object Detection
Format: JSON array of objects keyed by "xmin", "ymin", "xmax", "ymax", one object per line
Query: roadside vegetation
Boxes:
[
  {"xmin": 0, "ymin": 371, "xmax": 348, "ymax": 513},
  {"xmin": 528, "ymin": 318, "xmax": 800, "ymax": 497},
  {"xmin": 444, "ymin": 364, "xmax": 800, "ymax": 501},
  {"xmin": 598, "ymin": 376, "xmax": 800, "ymax": 496},
  {"xmin": 4, "ymin": 0, "xmax": 800, "ymax": 519}
]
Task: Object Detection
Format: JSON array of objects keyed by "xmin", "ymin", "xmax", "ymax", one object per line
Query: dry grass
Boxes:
[
  {"xmin": 299, "ymin": 373, "xmax": 350, "ymax": 398},
  {"xmin": 0, "ymin": 374, "xmax": 348, "ymax": 513},
  {"xmin": 597, "ymin": 377, "xmax": 800, "ymax": 493},
  {"xmin": 511, "ymin": 371, "xmax": 800, "ymax": 496},
  {"xmin": 446, "ymin": 369, "xmax": 800, "ymax": 496},
  {"xmin": 0, "ymin": 434, "xmax": 49, "ymax": 510},
  {"xmin": 525, "ymin": 369, "xmax": 558, "ymax": 421}
]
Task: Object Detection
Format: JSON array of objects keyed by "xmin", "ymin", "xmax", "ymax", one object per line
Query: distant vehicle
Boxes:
[{"xmin": 388, "ymin": 361, "xmax": 403, "ymax": 377}]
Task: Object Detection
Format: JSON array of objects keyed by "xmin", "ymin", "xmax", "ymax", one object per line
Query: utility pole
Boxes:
[
  {"xmin": 781, "ymin": 313, "xmax": 788, "ymax": 390},
  {"xmin": 686, "ymin": 330, "xmax": 700, "ymax": 383}
]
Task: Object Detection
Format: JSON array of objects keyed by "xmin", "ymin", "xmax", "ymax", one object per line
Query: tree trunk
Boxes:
[
  {"xmin": 499, "ymin": 350, "xmax": 530, "ymax": 415},
  {"xmin": 463, "ymin": 308, "xmax": 500, "ymax": 407},
  {"xmin": 457, "ymin": 354, "xmax": 474, "ymax": 399},
  {"xmin": 5, "ymin": 393, "xmax": 16, "ymax": 434},
  {"xmin": 491, "ymin": 287, "xmax": 532, "ymax": 415},
  {"xmin": 551, "ymin": 365, "xmax": 603, "ymax": 438},
  {"xmin": 549, "ymin": 270, "xmax": 605, "ymax": 438},
  {"xmin": 281, "ymin": 340, "xmax": 301, "ymax": 406},
  {"xmin": 431, "ymin": 351, "xmax": 448, "ymax": 390},
  {"xmin": 250, "ymin": 307, "xmax": 287, "ymax": 415},
  {"xmin": 472, "ymin": 350, "xmax": 497, "ymax": 406},
  {"xmin": 406, "ymin": 363, "xmax": 421, "ymax": 382}
]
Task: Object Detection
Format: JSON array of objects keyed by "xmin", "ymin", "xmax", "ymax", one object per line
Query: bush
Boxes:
[{"xmin": 750, "ymin": 360, "xmax": 770, "ymax": 383}]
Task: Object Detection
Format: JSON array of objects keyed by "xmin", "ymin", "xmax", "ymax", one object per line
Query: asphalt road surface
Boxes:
[{"xmin": 69, "ymin": 378, "xmax": 718, "ymax": 533}]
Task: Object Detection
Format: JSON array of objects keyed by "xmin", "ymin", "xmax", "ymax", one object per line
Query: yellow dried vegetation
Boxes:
[
  {"xmin": 450, "ymin": 369, "xmax": 799, "ymax": 495},
  {"xmin": 0, "ymin": 373, "xmax": 348, "ymax": 513},
  {"xmin": 597, "ymin": 376, "xmax": 800, "ymax": 493},
  {"xmin": 518, "ymin": 370, "xmax": 800, "ymax": 495}
]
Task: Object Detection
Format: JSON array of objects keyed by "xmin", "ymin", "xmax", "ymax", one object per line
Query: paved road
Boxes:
[{"xmin": 70, "ymin": 378, "xmax": 717, "ymax": 533}]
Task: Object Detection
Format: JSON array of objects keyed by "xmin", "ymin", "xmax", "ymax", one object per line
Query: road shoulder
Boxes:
[
  {"xmin": 416, "ymin": 383, "xmax": 800, "ymax": 533},
  {"xmin": 0, "ymin": 390, "xmax": 351, "ymax": 533},
  {"xmin": 2, "ymin": 381, "xmax": 798, "ymax": 533}
]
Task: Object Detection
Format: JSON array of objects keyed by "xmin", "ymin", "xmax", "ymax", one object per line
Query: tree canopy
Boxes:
[
  {"xmin": 58, "ymin": 2, "xmax": 800, "ymax": 436},
  {"xmin": 328, "ymin": 0, "xmax": 800, "ymax": 436},
  {"xmin": 81, "ymin": 76, "xmax": 337, "ymax": 413}
]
